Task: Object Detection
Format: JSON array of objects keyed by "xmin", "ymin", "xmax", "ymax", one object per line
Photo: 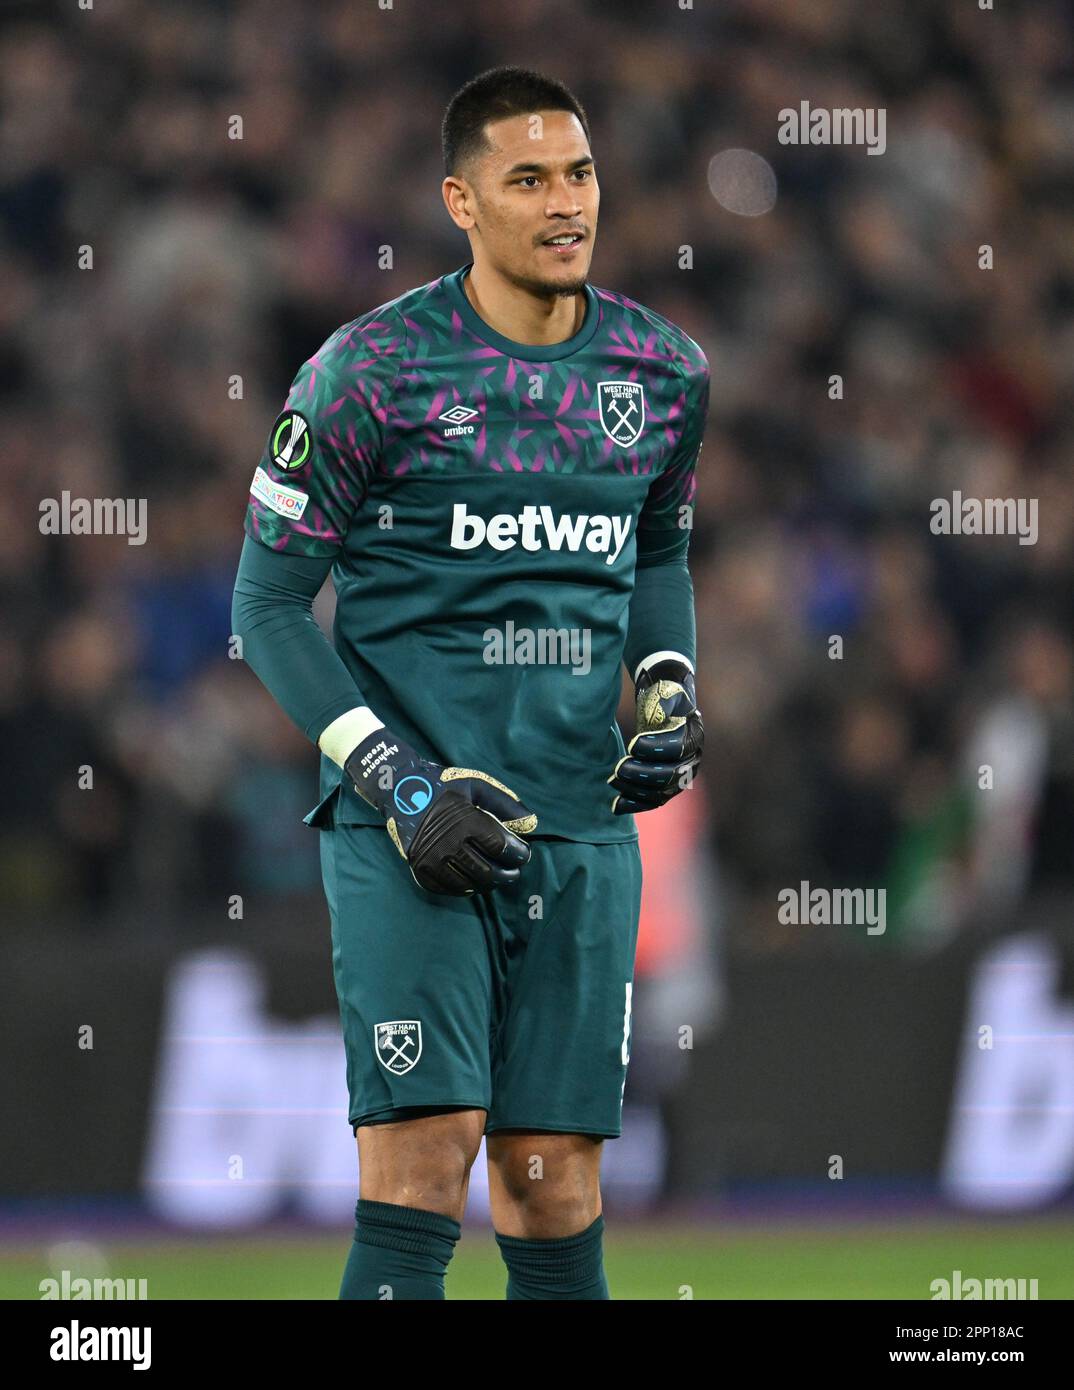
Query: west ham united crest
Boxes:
[
  {"xmin": 597, "ymin": 381, "xmax": 645, "ymax": 448},
  {"xmin": 374, "ymin": 1020, "xmax": 423, "ymax": 1074}
]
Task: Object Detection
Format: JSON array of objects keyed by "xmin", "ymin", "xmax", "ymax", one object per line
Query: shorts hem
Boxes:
[
  {"xmin": 349, "ymin": 1099, "xmax": 490, "ymax": 1129},
  {"xmin": 484, "ymin": 1119, "xmax": 621, "ymax": 1139}
]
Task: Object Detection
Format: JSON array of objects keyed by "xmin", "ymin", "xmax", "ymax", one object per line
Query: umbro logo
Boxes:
[
  {"xmin": 438, "ymin": 404, "xmax": 479, "ymax": 437},
  {"xmin": 439, "ymin": 405, "xmax": 479, "ymax": 424}
]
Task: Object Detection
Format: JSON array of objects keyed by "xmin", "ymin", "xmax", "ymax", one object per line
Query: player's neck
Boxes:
[{"xmin": 463, "ymin": 263, "xmax": 585, "ymax": 346}]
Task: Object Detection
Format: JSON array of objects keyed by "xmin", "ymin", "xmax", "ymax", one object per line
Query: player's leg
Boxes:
[
  {"xmin": 339, "ymin": 1107, "xmax": 485, "ymax": 1301},
  {"xmin": 358, "ymin": 1106, "xmax": 486, "ymax": 1218},
  {"xmin": 486, "ymin": 1129, "xmax": 608, "ymax": 1299},
  {"xmin": 321, "ymin": 822, "xmax": 502, "ymax": 1300},
  {"xmin": 486, "ymin": 1130, "xmax": 603, "ymax": 1237},
  {"xmin": 484, "ymin": 838, "xmax": 644, "ymax": 1299}
]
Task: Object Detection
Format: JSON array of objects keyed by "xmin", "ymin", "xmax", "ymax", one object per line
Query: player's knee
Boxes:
[
  {"xmin": 491, "ymin": 1135, "xmax": 599, "ymax": 1196},
  {"xmin": 497, "ymin": 1182, "xmax": 599, "ymax": 1238},
  {"xmin": 363, "ymin": 1161, "xmax": 470, "ymax": 1218},
  {"xmin": 491, "ymin": 1153, "xmax": 601, "ymax": 1237},
  {"xmin": 358, "ymin": 1110, "xmax": 483, "ymax": 1217}
]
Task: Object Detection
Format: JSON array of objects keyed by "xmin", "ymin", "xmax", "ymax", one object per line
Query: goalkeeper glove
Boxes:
[
  {"xmin": 608, "ymin": 656, "xmax": 704, "ymax": 814},
  {"xmin": 344, "ymin": 728, "xmax": 538, "ymax": 896}
]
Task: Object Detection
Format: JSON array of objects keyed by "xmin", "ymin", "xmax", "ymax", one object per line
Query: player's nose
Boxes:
[{"xmin": 545, "ymin": 183, "xmax": 584, "ymax": 212}]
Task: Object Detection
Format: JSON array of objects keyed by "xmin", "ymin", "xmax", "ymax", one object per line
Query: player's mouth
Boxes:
[{"xmin": 541, "ymin": 232, "xmax": 585, "ymax": 257}]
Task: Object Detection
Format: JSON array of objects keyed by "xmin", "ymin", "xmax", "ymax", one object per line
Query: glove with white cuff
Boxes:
[
  {"xmin": 608, "ymin": 655, "xmax": 704, "ymax": 814},
  {"xmin": 341, "ymin": 723, "xmax": 538, "ymax": 896}
]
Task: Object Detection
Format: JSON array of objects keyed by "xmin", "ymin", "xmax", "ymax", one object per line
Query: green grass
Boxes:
[{"xmin": 4, "ymin": 1220, "xmax": 1072, "ymax": 1299}]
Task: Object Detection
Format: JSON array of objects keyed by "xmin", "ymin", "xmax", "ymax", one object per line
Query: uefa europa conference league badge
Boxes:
[{"xmin": 270, "ymin": 410, "xmax": 312, "ymax": 472}]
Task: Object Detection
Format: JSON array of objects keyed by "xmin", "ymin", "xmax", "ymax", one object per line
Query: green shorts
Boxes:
[{"xmin": 319, "ymin": 824, "xmax": 643, "ymax": 1139}]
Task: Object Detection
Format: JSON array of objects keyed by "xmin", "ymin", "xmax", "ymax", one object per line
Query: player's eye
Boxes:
[{"xmin": 515, "ymin": 171, "xmax": 591, "ymax": 187}]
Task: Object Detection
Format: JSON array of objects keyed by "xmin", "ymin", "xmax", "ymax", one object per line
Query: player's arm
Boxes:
[
  {"xmin": 233, "ymin": 329, "xmax": 536, "ymax": 894},
  {"xmin": 232, "ymin": 538, "xmax": 365, "ymax": 740},
  {"xmin": 231, "ymin": 539, "xmax": 537, "ymax": 894},
  {"xmin": 610, "ymin": 349, "xmax": 710, "ymax": 814}
]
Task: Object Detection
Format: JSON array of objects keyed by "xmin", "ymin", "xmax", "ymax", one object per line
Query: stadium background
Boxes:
[{"xmin": 2, "ymin": 0, "xmax": 1073, "ymax": 1298}]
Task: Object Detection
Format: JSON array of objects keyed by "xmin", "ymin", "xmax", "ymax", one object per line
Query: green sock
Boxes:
[
  {"xmin": 494, "ymin": 1214, "xmax": 609, "ymax": 1300},
  {"xmin": 339, "ymin": 1199, "xmax": 461, "ymax": 1300}
]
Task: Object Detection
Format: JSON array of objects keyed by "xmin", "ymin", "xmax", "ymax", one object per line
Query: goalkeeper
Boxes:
[{"xmin": 231, "ymin": 65, "xmax": 709, "ymax": 1302}]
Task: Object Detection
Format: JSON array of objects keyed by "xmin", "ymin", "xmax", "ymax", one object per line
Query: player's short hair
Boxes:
[{"xmin": 442, "ymin": 66, "xmax": 591, "ymax": 179}]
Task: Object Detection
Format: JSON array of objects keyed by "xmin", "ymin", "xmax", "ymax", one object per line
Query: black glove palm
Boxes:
[{"xmin": 345, "ymin": 731, "xmax": 538, "ymax": 895}]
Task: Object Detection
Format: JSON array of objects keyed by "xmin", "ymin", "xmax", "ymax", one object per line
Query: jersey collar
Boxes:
[{"xmin": 443, "ymin": 262, "xmax": 600, "ymax": 362}]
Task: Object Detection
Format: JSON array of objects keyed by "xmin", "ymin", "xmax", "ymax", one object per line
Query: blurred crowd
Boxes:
[{"xmin": 2, "ymin": 0, "xmax": 1072, "ymax": 946}]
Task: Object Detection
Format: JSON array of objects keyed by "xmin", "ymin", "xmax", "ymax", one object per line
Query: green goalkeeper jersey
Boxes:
[{"xmin": 243, "ymin": 262, "xmax": 709, "ymax": 842}]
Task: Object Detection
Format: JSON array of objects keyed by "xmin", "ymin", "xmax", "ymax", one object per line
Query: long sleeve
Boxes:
[
  {"xmin": 233, "ymin": 313, "xmax": 402, "ymax": 763},
  {"xmin": 623, "ymin": 556, "xmax": 696, "ymax": 679},
  {"xmin": 231, "ymin": 535, "xmax": 367, "ymax": 745},
  {"xmin": 623, "ymin": 346, "xmax": 708, "ymax": 677}
]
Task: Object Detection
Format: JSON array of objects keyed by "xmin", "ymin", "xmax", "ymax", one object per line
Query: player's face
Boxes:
[{"xmin": 469, "ymin": 109, "xmax": 598, "ymax": 298}]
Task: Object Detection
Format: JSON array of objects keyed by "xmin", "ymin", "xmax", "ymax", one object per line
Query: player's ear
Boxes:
[{"xmin": 442, "ymin": 175, "xmax": 476, "ymax": 231}]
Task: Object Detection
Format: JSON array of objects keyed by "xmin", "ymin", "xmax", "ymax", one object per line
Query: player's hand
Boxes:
[
  {"xmin": 608, "ymin": 659, "xmax": 704, "ymax": 814},
  {"xmin": 344, "ymin": 730, "xmax": 537, "ymax": 895}
]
